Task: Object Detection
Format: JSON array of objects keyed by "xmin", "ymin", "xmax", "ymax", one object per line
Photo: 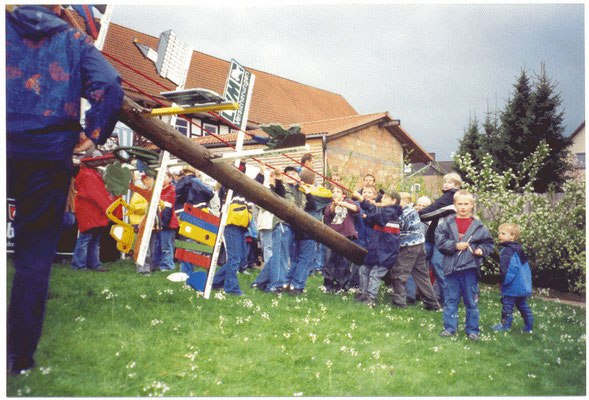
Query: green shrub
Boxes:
[{"xmin": 454, "ymin": 142, "xmax": 586, "ymax": 294}]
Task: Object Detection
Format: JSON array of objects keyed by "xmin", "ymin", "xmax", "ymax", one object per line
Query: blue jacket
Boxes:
[
  {"xmin": 360, "ymin": 200, "xmax": 402, "ymax": 269},
  {"xmin": 353, "ymin": 201, "xmax": 373, "ymax": 249},
  {"xmin": 174, "ymin": 175, "xmax": 214, "ymax": 210},
  {"xmin": 435, "ymin": 217, "xmax": 494, "ymax": 277},
  {"xmin": 6, "ymin": 6, "xmax": 123, "ymax": 160},
  {"xmin": 499, "ymin": 241, "xmax": 532, "ymax": 297}
]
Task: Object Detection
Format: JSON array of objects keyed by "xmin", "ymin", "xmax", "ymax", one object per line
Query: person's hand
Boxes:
[
  {"xmin": 258, "ymin": 162, "xmax": 265, "ymax": 174},
  {"xmin": 301, "ymin": 184, "xmax": 311, "ymax": 194},
  {"xmin": 73, "ymin": 132, "xmax": 93, "ymax": 154},
  {"xmin": 456, "ymin": 242, "xmax": 470, "ymax": 251},
  {"xmin": 274, "ymin": 169, "xmax": 283, "ymax": 180},
  {"xmin": 351, "ymin": 191, "xmax": 362, "ymax": 200},
  {"xmin": 473, "ymin": 248, "xmax": 483, "ymax": 256}
]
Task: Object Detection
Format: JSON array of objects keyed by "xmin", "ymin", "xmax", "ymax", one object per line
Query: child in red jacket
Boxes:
[
  {"xmin": 71, "ymin": 157, "xmax": 113, "ymax": 271},
  {"xmin": 153, "ymin": 172, "xmax": 179, "ymax": 271}
]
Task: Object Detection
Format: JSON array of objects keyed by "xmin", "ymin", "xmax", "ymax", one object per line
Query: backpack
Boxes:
[{"xmin": 226, "ymin": 196, "xmax": 251, "ymax": 228}]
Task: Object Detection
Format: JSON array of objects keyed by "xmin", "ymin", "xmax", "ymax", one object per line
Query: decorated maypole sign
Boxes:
[{"xmin": 203, "ymin": 60, "xmax": 255, "ymax": 299}]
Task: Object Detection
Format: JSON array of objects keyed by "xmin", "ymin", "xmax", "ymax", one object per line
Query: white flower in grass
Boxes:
[
  {"xmin": 126, "ymin": 305, "xmax": 132, "ymax": 310},
  {"xmin": 75, "ymin": 316, "xmax": 85, "ymax": 322},
  {"xmin": 315, "ymin": 372, "xmax": 320, "ymax": 379},
  {"xmin": 126, "ymin": 361, "xmax": 136, "ymax": 369},
  {"xmin": 140, "ymin": 294, "xmax": 147, "ymax": 299},
  {"xmin": 450, "ymin": 369, "xmax": 456, "ymax": 375},
  {"xmin": 128, "ymin": 372, "xmax": 136, "ymax": 378},
  {"xmin": 488, "ymin": 375, "xmax": 493, "ymax": 380},
  {"xmin": 283, "ymin": 332, "xmax": 291, "ymax": 338},
  {"xmin": 528, "ymin": 374, "xmax": 537, "ymax": 378},
  {"xmin": 261, "ymin": 312, "xmax": 270, "ymax": 320},
  {"xmin": 556, "ymin": 357, "xmax": 561, "ymax": 365},
  {"xmin": 271, "ymin": 299, "xmax": 279, "ymax": 307},
  {"xmin": 151, "ymin": 319, "xmax": 163, "ymax": 326},
  {"xmin": 308, "ymin": 333, "xmax": 317, "ymax": 343},
  {"xmin": 326, "ymin": 360, "xmax": 333, "ymax": 369},
  {"xmin": 101, "ymin": 288, "xmax": 110, "ymax": 294},
  {"xmin": 506, "ymin": 362, "xmax": 511, "ymax": 367},
  {"xmin": 40, "ymin": 366, "xmax": 51, "ymax": 375},
  {"xmin": 372, "ymin": 350, "xmax": 381, "ymax": 359},
  {"xmin": 324, "ymin": 338, "xmax": 330, "ymax": 344},
  {"xmin": 214, "ymin": 291, "xmax": 226, "ymax": 300}
]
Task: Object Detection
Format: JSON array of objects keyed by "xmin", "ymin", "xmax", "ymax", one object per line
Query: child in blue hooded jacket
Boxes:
[{"xmin": 491, "ymin": 223, "xmax": 534, "ymax": 333}]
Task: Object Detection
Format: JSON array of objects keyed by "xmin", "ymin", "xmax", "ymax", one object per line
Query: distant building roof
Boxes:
[
  {"xmin": 95, "ymin": 19, "xmax": 358, "ymax": 126},
  {"xmin": 192, "ymin": 112, "xmax": 433, "ymax": 164},
  {"xmin": 410, "ymin": 160, "xmax": 455, "ymax": 176}
]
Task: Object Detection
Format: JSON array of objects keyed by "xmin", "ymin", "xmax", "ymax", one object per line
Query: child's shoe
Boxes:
[
  {"xmin": 439, "ymin": 330, "xmax": 456, "ymax": 337},
  {"xmin": 354, "ymin": 293, "xmax": 367, "ymax": 302},
  {"xmin": 467, "ymin": 333, "xmax": 479, "ymax": 342},
  {"xmin": 521, "ymin": 328, "xmax": 533, "ymax": 333},
  {"xmin": 491, "ymin": 323, "xmax": 510, "ymax": 331}
]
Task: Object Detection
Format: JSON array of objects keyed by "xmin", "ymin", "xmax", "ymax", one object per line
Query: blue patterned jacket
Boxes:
[{"xmin": 6, "ymin": 6, "xmax": 123, "ymax": 160}]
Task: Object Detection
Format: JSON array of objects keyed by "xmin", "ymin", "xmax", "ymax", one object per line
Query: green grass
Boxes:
[{"xmin": 6, "ymin": 259, "xmax": 586, "ymax": 396}]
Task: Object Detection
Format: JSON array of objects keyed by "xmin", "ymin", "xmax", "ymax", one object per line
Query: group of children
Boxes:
[
  {"xmin": 80, "ymin": 153, "xmax": 534, "ymax": 340},
  {"xmin": 242, "ymin": 166, "xmax": 535, "ymax": 341}
]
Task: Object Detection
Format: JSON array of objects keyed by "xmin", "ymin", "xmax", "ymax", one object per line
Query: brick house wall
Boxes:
[{"xmin": 325, "ymin": 124, "xmax": 404, "ymax": 190}]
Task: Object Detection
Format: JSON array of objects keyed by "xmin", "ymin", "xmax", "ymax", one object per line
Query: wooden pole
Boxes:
[{"xmin": 119, "ymin": 96, "xmax": 367, "ymax": 266}]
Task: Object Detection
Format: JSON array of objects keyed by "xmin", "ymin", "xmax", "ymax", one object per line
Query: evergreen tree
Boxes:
[
  {"xmin": 497, "ymin": 69, "xmax": 534, "ymax": 177},
  {"xmin": 454, "ymin": 116, "xmax": 484, "ymax": 185},
  {"xmin": 528, "ymin": 64, "xmax": 572, "ymax": 192},
  {"xmin": 480, "ymin": 106, "xmax": 502, "ymax": 172}
]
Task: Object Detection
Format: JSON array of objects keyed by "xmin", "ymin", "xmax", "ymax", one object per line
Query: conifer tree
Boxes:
[
  {"xmin": 497, "ymin": 69, "xmax": 534, "ymax": 177},
  {"xmin": 527, "ymin": 64, "xmax": 571, "ymax": 192},
  {"xmin": 454, "ymin": 116, "xmax": 484, "ymax": 185}
]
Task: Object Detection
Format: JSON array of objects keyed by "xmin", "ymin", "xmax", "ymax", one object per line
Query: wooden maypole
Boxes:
[{"xmin": 119, "ymin": 96, "xmax": 367, "ymax": 266}]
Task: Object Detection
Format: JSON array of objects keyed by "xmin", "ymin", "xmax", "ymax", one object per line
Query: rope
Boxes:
[{"xmin": 104, "ymin": 50, "xmax": 352, "ymax": 191}]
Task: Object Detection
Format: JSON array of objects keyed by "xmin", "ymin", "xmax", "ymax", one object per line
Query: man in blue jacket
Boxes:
[{"xmin": 7, "ymin": 5, "xmax": 123, "ymax": 374}]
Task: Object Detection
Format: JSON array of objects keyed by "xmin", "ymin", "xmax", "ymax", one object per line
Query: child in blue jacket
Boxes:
[
  {"xmin": 491, "ymin": 223, "xmax": 534, "ymax": 333},
  {"xmin": 351, "ymin": 190, "xmax": 403, "ymax": 307},
  {"xmin": 435, "ymin": 190, "xmax": 494, "ymax": 341}
]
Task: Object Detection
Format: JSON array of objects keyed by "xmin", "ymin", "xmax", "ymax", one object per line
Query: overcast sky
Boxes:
[{"xmin": 111, "ymin": 2, "xmax": 585, "ymax": 161}]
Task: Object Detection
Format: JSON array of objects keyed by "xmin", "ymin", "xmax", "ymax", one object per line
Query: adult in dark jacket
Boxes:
[
  {"xmin": 6, "ymin": 5, "xmax": 123, "ymax": 374},
  {"xmin": 418, "ymin": 173, "xmax": 462, "ymax": 303}
]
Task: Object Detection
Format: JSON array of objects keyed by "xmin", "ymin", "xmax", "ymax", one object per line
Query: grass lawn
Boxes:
[{"xmin": 6, "ymin": 258, "xmax": 586, "ymax": 397}]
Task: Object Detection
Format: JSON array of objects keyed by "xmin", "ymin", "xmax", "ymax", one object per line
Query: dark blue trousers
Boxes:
[{"xmin": 7, "ymin": 159, "xmax": 71, "ymax": 371}]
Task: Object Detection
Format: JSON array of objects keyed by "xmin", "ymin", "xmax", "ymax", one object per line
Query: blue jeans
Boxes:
[
  {"xmin": 443, "ymin": 269, "xmax": 479, "ymax": 335},
  {"xmin": 286, "ymin": 238, "xmax": 315, "ymax": 289},
  {"xmin": 406, "ymin": 274, "xmax": 417, "ymax": 301},
  {"xmin": 501, "ymin": 295, "xmax": 534, "ymax": 331},
  {"xmin": 212, "ymin": 225, "xmax": 246, "ymax": 295},
  {"xmin": 71, "ymin": 227, "xmax": 103, "ymax": 270},
  {"xmin": 154, "ymin": 228, "xmax": 176, "ymax": 271},
  {"xmin": 252, "ymin": 223, "xmax": 293, "ymax": 291},
  {"xmin": 425, "ymin": 241, "xmax": 445, "ymax": 302},
  {"xmin": 259, "ymin": 229, "xmax": 273, "ymax": 264},
  {"xmin": 8, "ymin": 158, "xmax": 71, "ymax": 371},
  {"xmin": 311, "ymin": 242, "xmax": 326, "ymax": 272}
]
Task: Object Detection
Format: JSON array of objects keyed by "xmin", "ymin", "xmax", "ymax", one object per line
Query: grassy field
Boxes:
[{"xmin": 5, "ymin": 258, "xmax": 586, "ymax": 397}]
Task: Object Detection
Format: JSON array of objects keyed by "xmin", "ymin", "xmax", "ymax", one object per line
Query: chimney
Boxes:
[{"xmin": 429, "ymin": 152, "xmax": 436, "ymax": 161}]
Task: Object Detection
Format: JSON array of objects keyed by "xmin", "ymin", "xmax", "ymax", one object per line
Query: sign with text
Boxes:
[{"xmin": 218, "ymin": 59, "xmax": 254, "ymax": 130}]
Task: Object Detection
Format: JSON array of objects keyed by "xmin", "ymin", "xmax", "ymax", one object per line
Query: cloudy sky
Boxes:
[{"xmin": 111, "ymin": 2, "xmax": 585, "ymax": 161}]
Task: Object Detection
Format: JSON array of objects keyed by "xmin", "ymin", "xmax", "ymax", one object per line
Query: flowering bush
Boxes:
[{"xmin": 454, "ymin": 142, "xmax": 586, "ymax": 294}]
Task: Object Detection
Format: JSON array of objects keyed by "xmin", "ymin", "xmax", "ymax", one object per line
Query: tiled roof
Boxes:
[
  {"xmin": 99, "ymin": 21, "xmax": 357, "ymax": 125},
  {"xmin": 191, "ymin": 113, "xmax": 433, "ymax": 163}
]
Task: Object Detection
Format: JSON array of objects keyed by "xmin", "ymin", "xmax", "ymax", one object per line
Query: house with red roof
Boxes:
[{"xmin": 65, "ymin": 9, "xmax": 433, "ymax": 188}]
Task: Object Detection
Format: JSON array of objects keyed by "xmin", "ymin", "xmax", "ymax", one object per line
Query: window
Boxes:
[
  {"xmin": 411, "ymin": 183, "xmax": 421, "ymax": 193},
  {"xmin": 203, "ymin": 123, "xmax": 218, "ymax": 136},
  {"xmin": 174, "ymin": 118, "xmax": 189, "ymax": 136}
]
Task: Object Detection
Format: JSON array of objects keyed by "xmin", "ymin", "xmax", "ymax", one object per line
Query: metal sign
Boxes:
[{"xmin": 218, "ymin": 59, "xmax": 253, "ymax": 128}]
